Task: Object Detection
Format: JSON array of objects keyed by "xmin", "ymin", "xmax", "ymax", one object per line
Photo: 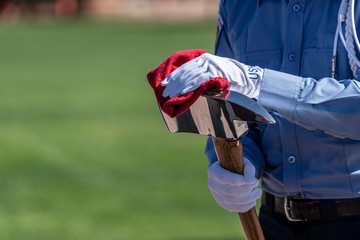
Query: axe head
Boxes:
[{"xmin": 159, "ymin": 90, "xmax": 276, "ymax": 140}]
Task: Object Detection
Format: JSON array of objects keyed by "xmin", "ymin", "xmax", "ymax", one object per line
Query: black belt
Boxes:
[{"xmin": 262, "ymin": 192, "xmax": 360, "ymax": 222}]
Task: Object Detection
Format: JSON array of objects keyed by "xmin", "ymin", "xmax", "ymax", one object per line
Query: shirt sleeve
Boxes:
[
  {"xmin": 214, "ymin": 0, "xmax": 234, "ymax": 58},
  {"xmin": 258, "ymin": 69, "xmax": 360, "ymax": 140},
  {"xmin": 241, "ymin": 124, "xmax": 266, "ymax": 179}
]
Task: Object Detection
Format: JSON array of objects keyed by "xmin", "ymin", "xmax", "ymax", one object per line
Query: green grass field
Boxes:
[{"xmin": 0, "ymin": 19, "xmax": 253, "ymax": 240}]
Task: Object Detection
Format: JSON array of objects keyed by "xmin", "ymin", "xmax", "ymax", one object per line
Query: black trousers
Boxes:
[{"xmin": 259, "ymin": 205, "xmax": 360, "ymax": 240}]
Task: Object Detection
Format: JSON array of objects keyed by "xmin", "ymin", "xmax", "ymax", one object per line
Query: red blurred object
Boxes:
[
  {"xmin": 0, "ymin": 0, "xmax": 21, "ymax": 19},
  {"xmin": 0, "ymin": 0, "xmax": 79, "ymax": 19},
  {"xmin": 55, "ymin": 0, "xmax": 78, "ymax": 17}
]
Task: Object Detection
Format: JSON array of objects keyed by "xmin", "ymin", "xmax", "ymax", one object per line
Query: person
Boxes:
[{"xmin": 161, "ymin": 0, "xmax": 360, "ymax": 239}]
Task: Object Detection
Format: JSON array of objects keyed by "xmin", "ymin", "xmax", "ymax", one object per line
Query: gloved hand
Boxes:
[
  {"xmin": 208, "ymin": 158, "xmax": 262, "ymax": 213},
  {"xmin": 161, "ymin": 53, "xmax": 264, "ymax": 99}
]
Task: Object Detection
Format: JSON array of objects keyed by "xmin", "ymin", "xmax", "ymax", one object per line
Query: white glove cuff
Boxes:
[{"xmin": 229, "ymin": 61, "xmax": 264, "ymax": 99}]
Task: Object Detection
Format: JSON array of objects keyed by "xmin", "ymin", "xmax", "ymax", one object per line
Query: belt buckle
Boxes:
[{"xmin": 284, "ymin": 197, "xmax": 307, "ymax": 222}]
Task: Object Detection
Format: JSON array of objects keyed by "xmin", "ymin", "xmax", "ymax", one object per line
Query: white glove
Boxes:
[
  {"xmin": 161, "ymin": 53, "xmax": 264, "ymax": 99},
  {"xmin": 208, "ymin": 158, "xmax": 262, "ymax": 213}
]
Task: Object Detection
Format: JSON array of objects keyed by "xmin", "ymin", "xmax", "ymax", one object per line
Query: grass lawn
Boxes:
[{"xmin": 0, "ymin": 19, "xmax": 254, "ymax": 240}]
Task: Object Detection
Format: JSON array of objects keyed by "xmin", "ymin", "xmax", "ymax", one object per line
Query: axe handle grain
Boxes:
[{"xmin": 212, "ymin": 137, "xmax": 265, "ymax": 240}]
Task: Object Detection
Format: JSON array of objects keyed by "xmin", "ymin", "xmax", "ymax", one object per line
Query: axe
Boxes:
[{"xmin": 159, "ymin": 90, "xmax": 275, "ymax": 240}]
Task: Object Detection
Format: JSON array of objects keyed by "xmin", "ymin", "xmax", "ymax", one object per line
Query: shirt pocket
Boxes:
[
  {"xmin": 235, "ymin": 50, "xmax": 282, "ymax": 71},
  {"xmin": 301, "ymin": 48, "xmax": 353, "ymax": 80}
]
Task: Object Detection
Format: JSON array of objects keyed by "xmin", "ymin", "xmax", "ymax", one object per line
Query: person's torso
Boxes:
[{"xmin": 216, "ymin": 0, "xmax": 360, "ymax": 198}]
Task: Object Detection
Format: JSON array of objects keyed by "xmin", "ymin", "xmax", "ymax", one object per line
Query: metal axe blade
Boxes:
[{"xmin": 159, "ymin": 90, "xmax": 275, "ymax": 139}]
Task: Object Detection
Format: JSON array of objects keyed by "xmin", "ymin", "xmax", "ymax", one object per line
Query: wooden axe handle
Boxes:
[{"xmin": 212, "ymin": 137, "xmax": 265, "ymax": 240}]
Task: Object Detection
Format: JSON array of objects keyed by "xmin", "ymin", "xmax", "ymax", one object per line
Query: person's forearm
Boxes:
[{"xmin": 259, "ymin": 69, "xmax": 360, "ymax": 140}]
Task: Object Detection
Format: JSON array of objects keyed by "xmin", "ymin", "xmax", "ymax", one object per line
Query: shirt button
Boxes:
[
  {"xmin": 288, "ymin": 53, "xmax": 296, "ymax": 62},
  {"xmin": 292, "ymin": 4, "xmax": 301, "ymax": 12},
  {"xmin": 288, "ymin": 156, "xmax": 296, "ymax": 164}
]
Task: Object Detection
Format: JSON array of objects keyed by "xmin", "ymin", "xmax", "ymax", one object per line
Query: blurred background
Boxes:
[{"xmin": 0, "ymin": 1, "xmax": 254, "ymax": 239}]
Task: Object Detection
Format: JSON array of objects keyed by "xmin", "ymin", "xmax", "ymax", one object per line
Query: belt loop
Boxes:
[
  {"xmin": 319, "ymin": 200, "xmax": 338, "ymax": 220},
  {"xmin": 263, "ymin": 191, "xmax": 274, "ymax": 212}
]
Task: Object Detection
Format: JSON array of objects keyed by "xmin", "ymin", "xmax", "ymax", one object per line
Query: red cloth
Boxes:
[{"xmin": 147, "ymin": 49, "xmax": 229, "ymax": 118}]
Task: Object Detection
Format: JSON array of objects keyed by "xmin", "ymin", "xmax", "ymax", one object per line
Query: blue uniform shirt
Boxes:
[{"xmin": 205, "ymin": 0, "xmax": 360, "ymax": 199}]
